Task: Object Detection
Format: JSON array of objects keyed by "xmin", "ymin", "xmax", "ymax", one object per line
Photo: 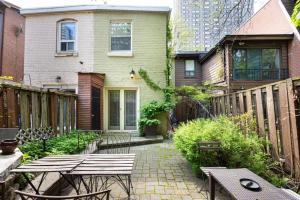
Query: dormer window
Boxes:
[{"xmin": 57, "ymin": 20, "xmax": 77, "ymax": 53}]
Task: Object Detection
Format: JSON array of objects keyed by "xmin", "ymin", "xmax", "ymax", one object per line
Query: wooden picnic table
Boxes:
[
  {"xmin": 11, "ymin": 154, "xmax": 136, "ymax": 198},
  {"xmin": 208, "ymin": 168, "xmax": 298, "ymax": 200}
]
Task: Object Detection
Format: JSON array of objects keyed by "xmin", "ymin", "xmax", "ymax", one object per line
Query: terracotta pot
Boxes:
[
  {"xmin": 1, "ymin": 139, "xmax": 18, "ymax": 155},
  {"xmin": 144, "ymin": 125, "xmax": 158, "ymax": 137}
]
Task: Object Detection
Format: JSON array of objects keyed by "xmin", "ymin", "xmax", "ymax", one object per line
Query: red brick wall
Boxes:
[{"xmin": 1, "ymin": 7, "xmax": 24, "ymax": 82}]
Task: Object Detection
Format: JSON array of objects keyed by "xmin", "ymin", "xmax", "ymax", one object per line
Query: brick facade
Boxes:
[{"xmin": 0, "ymin": 6, "xmax": 24, "ymax": 82}]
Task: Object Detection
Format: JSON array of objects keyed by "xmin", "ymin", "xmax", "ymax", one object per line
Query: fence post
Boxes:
[
  {"xmin": 238, "ymin": 93, "xmax": 245, "ymax": 114},
  {"xmin": 266, "ymin": 85, "xmax": 279, "ymax": 161},
  {"xmin": 41, "ymin": 93, "xmax": 49, "ymax": 127},
  {"xmin": 59, "ymin": 96, "xmax": 64, "ymax": 134},
  {"xmin": 65, "ymin": 97, "xmax": 70, "ymax": 133},
  {"xmin": 70, "ymin": 96, "xmax": 76, "ymax": 130},
  {"xmin": 20, "ymin": 91, "xmax": 30, "ymax": 129},
  {"xmin": 286, "ymin": 79, "xmax": 300, "ymax": 180},
  {"xmin": 231, "ymin": 93, "xmax": 237, "ymax": 115},
  {"xmin": 6, "ymin": 88, "xmax": 18, "ymax": 128},
  {"xmin": 31, "ymin": 92, "xmax": 41, "ymax": 129},
  {"xmin": 246, "ymin": 91, "xmax": 252, "ymax": 114},
  {"xmin": 255, "ymin": 88, "xmax": 265, "ymax": 137},
  {"xmin": 50, "ymin": 94, "xmax": 58, "ymax": 134}
]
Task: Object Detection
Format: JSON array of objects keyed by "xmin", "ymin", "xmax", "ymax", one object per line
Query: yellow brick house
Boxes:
[{"xmin": 21, "ymin": 5, "xmax": 170, "ymax": 132}]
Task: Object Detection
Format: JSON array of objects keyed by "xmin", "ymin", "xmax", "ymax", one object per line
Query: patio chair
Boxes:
[
  {"xmin": 197, "ymin": 141, "xmax": 224, "ymax": 199},
  {"xmin": 103, "ymin": 133, "xmax": 131, "ymax": 154},
  {"xmin": 15, "ymin": 189, "xmax": 111, "ymax": 200}
]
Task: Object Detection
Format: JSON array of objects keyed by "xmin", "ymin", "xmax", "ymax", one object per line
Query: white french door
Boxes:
[{"xmin": 108, "ymin": 89, "xmax": 137, "ymax": 131}]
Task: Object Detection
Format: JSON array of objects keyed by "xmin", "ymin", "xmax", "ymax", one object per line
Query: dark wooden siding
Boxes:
[
  {"xmin": 175, "ymin": 59, "xmax": 201, "ymax": 86},
  {"xmin": 77, "ymin": 73, "xmax": 105, "ymax": 130},
  {"xmin": 1, "ymin": 7, "xmax": 25, "ymax": 82},
  {"xmin": 77, "ymin": 74, "xmax": 92, "ymax": 130}
]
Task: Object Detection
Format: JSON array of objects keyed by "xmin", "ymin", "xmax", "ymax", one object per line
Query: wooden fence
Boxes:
[
  {"xmin": 0, "ymin": 80, "xmax": 77, "ymax": 134},
  {"xmin": 210, "ymin": 78, "xmax": 300, "ymax": 180}
]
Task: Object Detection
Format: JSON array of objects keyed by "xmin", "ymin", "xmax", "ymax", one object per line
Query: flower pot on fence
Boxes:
[
  {"xmin": 144, "ymin": 125, "xmax": 158, "ymax": 137},
  {"xmin": 0, "ymin": 139, "xmax": 18, "ymax": 155}
]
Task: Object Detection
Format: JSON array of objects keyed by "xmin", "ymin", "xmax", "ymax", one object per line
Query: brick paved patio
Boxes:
[{"xmin": 99, "ymin": 141, "xmax": 229, "ymax": 200}]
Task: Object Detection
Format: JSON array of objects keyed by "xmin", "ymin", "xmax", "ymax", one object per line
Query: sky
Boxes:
[{"xmin": 7, "ymin": 0, "xmax": 269, "ymax": 11}]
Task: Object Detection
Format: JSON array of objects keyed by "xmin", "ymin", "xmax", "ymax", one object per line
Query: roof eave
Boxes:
[
  {"xmin": 200, "ymin": 33, "xmax": 294, "ymax": 64},
  {"xmin": 21, "ymin": 5, "xmax": 171, "ymax": 15}
]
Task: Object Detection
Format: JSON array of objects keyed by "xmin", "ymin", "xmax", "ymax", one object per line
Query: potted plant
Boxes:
[
  {"xmin": 139, "ymin": 118, "xmax": 160, "ymax": 137},
  {"xmin": 0, "ymin": 139, "xmax": 18, "ymax": 155}
]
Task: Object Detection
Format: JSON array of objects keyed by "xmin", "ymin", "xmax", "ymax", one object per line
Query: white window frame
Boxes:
[
  {"xmin": 57, "ymin": 20, "xmax": 77, "ymax": 53},
  {"xmin": 185, "ymin": 60, "xmax": 195, "ymax": 78},
  {"xmin": 109, "ymin": 20, "xmax": 132, "ymax": 53}
]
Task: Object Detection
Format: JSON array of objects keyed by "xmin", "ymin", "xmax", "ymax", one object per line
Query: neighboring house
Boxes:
[
  {"xmin": 21, "ymin": 5, "xmax": 170, "ymax": 132},
  {"xmin": 174, "ymin": 51, "xmax": 206, "ymax": 87},
  {"xmin": 0, "ymin": 1, "xmax": 24, "ymax": 82},
  {"xmin": 200, "ymin": 0, "xmax": 299, "ymax": 92}
]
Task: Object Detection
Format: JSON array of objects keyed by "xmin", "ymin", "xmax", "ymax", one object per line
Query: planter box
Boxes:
[{"xmin": 144, "ymin": 125, "xmax": 158, "ymax": 137}]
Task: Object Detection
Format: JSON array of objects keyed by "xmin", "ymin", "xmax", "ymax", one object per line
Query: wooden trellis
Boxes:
[
  {"xmin": 211, "ymin": 78, "xmax": 300, "ymax": 181},
  {"xmin": 0, "ymin": 80, "xmax": 77, "ymax": 134}
]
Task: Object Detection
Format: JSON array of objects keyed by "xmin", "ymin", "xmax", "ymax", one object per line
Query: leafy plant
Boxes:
[
  {"xmin": 176, "ymin": 85, "xmax": 212, "ymax": 102},
  {"xmin": 173, "ymin": 116, "xmax": 288, "ymax": 187},
  {"xmin": 292, "ymin": 0, "xmax": 300, "ymax": 27},
  {"xmin": 138, "ymin": 101, "xmax": 172, "ymax": 136},
  {"xmin": 139, "ymin": 118, "xmax": 160, "ymax": 126},
  {"xmin": 19, "ymin": 130, "xmax": 99, "ymax": 163}
]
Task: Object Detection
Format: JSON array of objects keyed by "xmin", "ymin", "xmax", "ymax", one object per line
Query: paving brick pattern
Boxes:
[{"xmin": 99, "ymin": 141, "xmax": 229, "ymax": 200}]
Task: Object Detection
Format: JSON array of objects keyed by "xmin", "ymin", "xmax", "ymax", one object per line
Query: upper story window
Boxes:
[
  {"xmin": 57, "ymin": 20, "xmax": 77, "ymax": 53},
  {"xmin": 233, "ymin": 48, "xmax": 284, "ymax": 80},
  {"xmin": 185, "ymin": 60, "xmax": 195, "ymax": 78},
  {"xmin": 110, "ymin": 21, "xmax": 131, "ymax": 51}
]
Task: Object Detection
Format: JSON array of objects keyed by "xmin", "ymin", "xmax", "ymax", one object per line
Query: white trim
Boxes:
[
  {"xmin": 21, "ymin": 5, "xmax": 170, "ymax": 15},
  {"xmin": 109, "ymin": 20, "xmax": 132, "ymax": 52},
  {"xmin": 278, "ymin": 0, "xmax": 300, "ymax": 40},
  {"xmin": 57, "ymin": 20, "xmax": 78, "ymax": 53},
  {"xmin": 107, "ymin": 51, "xmax": 133, "ymax": 57},
  {"xmin": 104, "ymin": 87, "xmax": 140, "ymax": 132}
]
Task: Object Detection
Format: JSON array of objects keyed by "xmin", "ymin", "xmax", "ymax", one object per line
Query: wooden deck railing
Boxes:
[
  {"xmin": 0, "ymin": 80, "xmax": 77, "ymax": 134},
  {"xmin": 210, "ymin": 78, "xmax": 300, "ymax": 180}
]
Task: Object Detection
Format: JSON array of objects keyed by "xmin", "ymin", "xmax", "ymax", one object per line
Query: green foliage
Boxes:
[
  {"xmin": 176, "ymin": 85, "xmax": 212, "ymax": 102},
  {"xmin": 173, "ymin": 116, "xmax": 287, "ymax": 187},
  {"xmin": 292, "ymin": 1, "xmax": 300, "ymax": 27},
  {"xmin": 141, "ymin": 101, "xmax": 172, "ymax": 118},
  {"xmin": 139, "ymin": 118, "xmax": 160, "ymax": 127},
  {"xmin": 138, "ymin": 101, "xmax": 172, "ymax": 135},
  {"xmin": 138, "ymin": 69, "xmax": 162, "ymax": 91},
  {"xmin": 19, "ymin": 130, "xmax": 99, "ymax": 163}
]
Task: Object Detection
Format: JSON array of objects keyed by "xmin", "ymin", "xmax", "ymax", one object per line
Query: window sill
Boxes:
[
  {"xmin": 107, "ymin": 51, "xmax": 133, "ymax": 57},
  {"xmin": 55, "ymin": 52, "xmax": 78, "ymax": 57},
  {"xmin": 184, "ymin": 76, "xmax": 196, "ymax": 79}
]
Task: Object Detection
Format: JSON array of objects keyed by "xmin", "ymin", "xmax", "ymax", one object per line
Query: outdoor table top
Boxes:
[
  {"xmin": 209, "ymin": 168, "xmax": 297, "ymax": 200},
  {"xmin": 10, "ymin": 154, "xmax": 136, "ymax": 175}
]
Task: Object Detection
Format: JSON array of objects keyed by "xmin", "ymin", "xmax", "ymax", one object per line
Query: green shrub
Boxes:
[
  {"xmin": 19, "ymin": 130, "xmax": 99, "ymax": 163},
  {"xmin": 138, "ymin": 101, "xmax": 172, "ymax": 136},
  {"xmin": 173, "ymin": 116, "xmax": 287, "ymax": 186}
]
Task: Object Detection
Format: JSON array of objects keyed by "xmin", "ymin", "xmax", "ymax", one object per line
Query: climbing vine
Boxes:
[
  {"xmin": 138, "ymin": 22, "xmax": 175, "ymax": 136},
  {"xmin": 138, "ymin": 69, "xmax": 162, "ymax": 91}
]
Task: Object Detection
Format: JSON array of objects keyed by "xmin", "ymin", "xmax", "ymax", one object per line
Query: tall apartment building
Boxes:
[{"xmin": 173, "ymin": 0, "xmax": 254, "ymax": 51}]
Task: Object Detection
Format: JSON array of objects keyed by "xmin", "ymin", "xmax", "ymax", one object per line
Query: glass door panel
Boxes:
[
  {"xmin": 108, "ymin": 90, "xmax": 120, "ymax": 130},
  {"xmin": 124, "ymin": 90, "xmax": 136, "ymax": 130}
]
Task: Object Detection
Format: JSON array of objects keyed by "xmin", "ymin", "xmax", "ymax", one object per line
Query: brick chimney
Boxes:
[{"xmin": 281, "ymin": 0, "xmax": 296, "ymax": 16}]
